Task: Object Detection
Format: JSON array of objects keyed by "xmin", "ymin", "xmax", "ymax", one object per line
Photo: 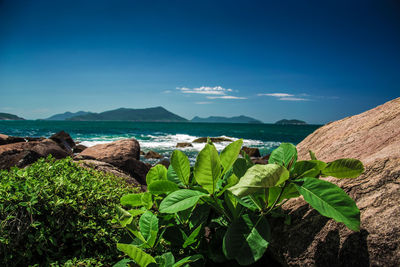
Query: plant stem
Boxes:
[{"xmin": 264, "ymin": 182, "xmax": 288, "ymax": 215}]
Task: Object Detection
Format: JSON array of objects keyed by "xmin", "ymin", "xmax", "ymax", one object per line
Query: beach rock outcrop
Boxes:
[
  {"xmin": 0, "ymin": 139, "xmax": 69, "ymax": 169},
  {"xmin": 176, "ymin": 142, "xmax": 193, "ymax": 148},
  {"xmin": 242, "ymin": 146, "xmax": 261, "ymax": 157},
  {"xmin": 73, "ymin": 144, "xmax": 87, "ymax": 153},
  {"xmin": 144, "ymin": 150, "xmax": 162, "ymax": 159},
  {"xmin": 0, "ymin": 133, "xmax": 25, "ymax": 145},
  {"xmin": 192, "ymin": 137, "xmax": 233, "ymax": 143},
  {"xmin": 50, "ymin": 131, "xmax": 76, "ymax": 153},
  {"xmin": 269, "ymin": 97, "xmax": 400, "ymax": 266},
  {"xmin": 76, "ymin": 138, "xmax": 149, "ymax": 184},
  {"xmin": 76, "ymin": 159, "xmax": 144, "ymax": 189}
]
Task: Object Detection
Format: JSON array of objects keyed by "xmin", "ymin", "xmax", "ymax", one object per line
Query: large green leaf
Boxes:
[
  {"xmin": 167, "ymin": 164, "xmax": 184, "ymax": 186},
  {"xmin": 173, "ymin": 254, "xmax": 204, "ymax": 267},
  {"xmin": 171, "ymin": 150, "xmax": 191, "ymax": 186},
  {"xmin": 159, "ymin": 189, "xmax": 207, "ymax": 213},
  {"xmin": 120, "ymin": 193, "xmax": 145, "ymax": 207},
  {"xmin": 321, "ymin": 159, "xmax": 364, "ymax": 178},
  {"xmin": 194, "ymin": 144, "xmax": 221, "ymax": 194},
  {"xmin": 148, "ymin": 180, "xmax": 179, "ymax": 195},
  {"xmin": 220, "ymin": 139, "xmax": 243, "ymax": 175},
  {"xmin": 116, "ymin": 206, "xmax": 133, "ymax": 227},
  {"xmin": 223, "ymin": 214, "xmax": 271, "ymax": 265},
  {"xmin": 141, "ymin": 192, "xmax": 153, "ymax": 210},
  {"xmin": 146, "ymin": 164, "xmax": 167, "ymax": 185},
  {"xmin": 139, "ymin": 211, "xmax": 159, "ymax": 247},
  {"xmin": 117, "ymin": 243, "xmax": 156, "ymax": 267},
  {"xmin": 292, "ymin": 160, "xmax": 327, "ymax": 179},
  {"xmin": 294, "ymin": 177, "xmax": 360, "ymax": 231},
  {"xmin": 229, "ymin": 164, "xmax": 289, "ymax": 198},
  {"xmin": 268, "ymin": 143, "xmax": 297, "ymax": 168},
  {"xmin": 233, "ymin": 158, "xmax": 249, "ymax": 178}
]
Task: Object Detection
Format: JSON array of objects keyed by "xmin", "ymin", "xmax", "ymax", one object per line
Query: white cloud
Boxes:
[
  {"xmin": 279, "ymin": 97, "xmax": 309, "ymax": 101},
  {"xmin": 195, "ymin": 101, "xmax": 213, "ymax": 104},
  {"xmin": 163, "ymin": 90, "xmax": 172, "ymax": 93},
  {"xmin": 176, "ymin": 86, "xmax": 232, "ymax": 95},
  {"xmin": 207, "ymin": 95, "xmax": 247, "ymax": 100},
  {"xmin": 257, "ymin": 93, "xmax": 294, "ymax": 97}
]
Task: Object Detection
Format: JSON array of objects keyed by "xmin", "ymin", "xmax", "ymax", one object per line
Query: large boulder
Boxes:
[
  {"xmin": 0, "ymin": 139, "xmax": 69, "ymax": 170},
  {"xmin": 76, "ymin": 159, "xmax": 144, "ymax": 190},
  {"xmin": 50, "ymin": 131, "xmax": 76, "ymax": 153},
  {"xmin": 76, "ymin": 139, "xmax": 148, "ymax": 184},
  {"xmin": 0, "ymin": 133, "xmax": 25, "ymax": 145},
  {"xmin": 269, "ymin": 98, "xmax": 400, "ymax": 266}
]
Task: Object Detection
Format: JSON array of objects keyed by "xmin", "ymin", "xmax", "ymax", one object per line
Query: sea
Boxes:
[{"xmin": 0, "ymin": 121, "xmax": 321, "ymax": 164}]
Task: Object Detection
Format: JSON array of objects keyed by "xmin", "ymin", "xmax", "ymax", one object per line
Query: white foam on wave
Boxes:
[{"xmin": 76, "ymin": 133, "xmax": 280, "ymax": 159}]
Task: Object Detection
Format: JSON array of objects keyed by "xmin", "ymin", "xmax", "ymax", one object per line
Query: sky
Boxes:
[{"xmin": 0, "ymin": 0, "xmax": 399, "ymax": 123}]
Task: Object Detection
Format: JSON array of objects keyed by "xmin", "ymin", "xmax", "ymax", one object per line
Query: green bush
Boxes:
[
  {"xmin": 114, "ymin": 141, "xmax": 364, "ymax": 266},
  {"xmin": 0, "ymin": 156, "xmax": 139, "ymax": 266}
]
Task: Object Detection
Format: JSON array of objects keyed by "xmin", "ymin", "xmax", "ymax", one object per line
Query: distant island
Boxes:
[
  {"xmin": 66, "ymin": 107, "xmax": 188, "ymax": 122},
  {"xmin": 191, "ymin": 115, "xmax": 262, "ymax": 124},
  {"xmin": 45, "ymin": 111, "xmax": 90, "ymax": 120},
  {"xmin": 0, "ymin": 113, "xmax": 25, "ymax": 120},
  {"xmin": 275, "ymin": 119, "xmax": 307, "ymax": 125}
]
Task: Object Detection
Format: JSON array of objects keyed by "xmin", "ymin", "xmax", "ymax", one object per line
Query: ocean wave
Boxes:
[{"xmin": 76, "ymin": 133, "xmax": 280, "ymax": 163}]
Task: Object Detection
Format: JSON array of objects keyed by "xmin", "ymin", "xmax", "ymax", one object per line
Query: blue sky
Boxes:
[{"xmin": 0, "ymin": 0, "xmax": 399, "ymax": 123}]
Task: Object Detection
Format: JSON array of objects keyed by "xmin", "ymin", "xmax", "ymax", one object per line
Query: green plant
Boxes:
[
  {"xmin": 0, "ymin": 156, "xmax": 138, "ymax": 266},
  {"xmin": 114, "ymin": 140, "xmax": 364, "ymax": 266}
]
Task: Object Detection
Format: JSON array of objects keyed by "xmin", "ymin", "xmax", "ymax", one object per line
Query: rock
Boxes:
[
  {"xmin": 140, "ymin": 151, "xmax": 145, "ymax": 156},
  {"xmin": 156, "ymin": 159, "xmax": 170, "ymax": 168},
  {"xmin": 73, "ymin": 144, "xmax": 87, "ymax": 153},
  {"xmin": 192, "ymin": 137, "xmax": 233, "ymax": 143},
  {"xmin": 176, "ymin": 142, "xmax": 193, "ymax": 148},
  {"xmin": 76, "ymin": 139, "xmax": 148, "ymax": 183},
  {"xmin": 145, "ymin": 150, "xmax": 163, "ymax": 159},
  {"xmin": 50, "ymin": 131, "xmax": 76, "ymax": 153},
  {"xmin": 77, "ymin": 138, "xmax": 140, "ymax": 161},
  {"xmin": 0, "ymin": 139, "xmax": 69, "ymax": 169},
  {"xmin": 242, "ymin": 146, "xmax": 261, "ymax": 157},
  {"xmin": 269, "ymin": 98, "xmax": 400, "ymax": 266},
  {"xmin": 76, "ymin": 159, "xmax": 144, "ymax": 189},
  {"xmin": 0, "ymin": 150, "xmax": 42, "ymax": 170},
  {"xmin": 0, "ymin": 134, "xmax": 25, "ymax": 145},
  {"xmin": 31, "ymin": 139, "xmax": 70, "ymax": 159}
]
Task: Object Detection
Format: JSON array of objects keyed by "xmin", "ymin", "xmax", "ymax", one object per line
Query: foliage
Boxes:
[
  {"xmin": 0, "ymin": 156, "xmax": 138, "ymax": 266},
  {"xmin": 114, "ymin": 141, "xmax": 364, "ymax": 266}
]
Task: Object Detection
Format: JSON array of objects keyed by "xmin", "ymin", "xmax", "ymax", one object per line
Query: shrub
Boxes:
[
  {"xmin": 0, "ymin": 156, "xmax": 139, "ymax": 266},
  {"xmin": 114, "ymin": 140, "xmax": 364, "ymax": 266}
]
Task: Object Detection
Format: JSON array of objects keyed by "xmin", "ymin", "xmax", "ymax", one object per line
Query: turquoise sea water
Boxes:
[{"xmin": 0, "ymin": 121, "xmax": 321, "ymax": 163}]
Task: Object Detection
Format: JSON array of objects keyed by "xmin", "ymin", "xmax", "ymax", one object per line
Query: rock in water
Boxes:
[
  {"xmin": 176, "ymin": 142, "xmax": 193, "ymax": 148},
  {"xmin": 242, "ymin": 146, "xmax": 261, "ymax": 157},
  {"xmin": 50, "ymin": 131, "xmax": 76, "ymax": 153},
  {"xmin": 144, "ymin": 150, "xmax": 163, "ymax": 159},
  {"xmin": 269, "ymin": 98, "xmax": 400, "ymax": 266},
  {"xmin": 76, "ymin": 138, "xmax": 149, "ymax": 183}
]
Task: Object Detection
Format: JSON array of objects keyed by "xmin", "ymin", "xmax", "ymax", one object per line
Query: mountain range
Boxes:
[
  {"xmin": 65, "ymin": 107, "xmax": 187, "ymax": 122},
  {"xmin": 0, "ymin": 113, "xmax": 25, "ymax": 120},
  {"xmin": 45, "ymin": 111, "xmax": 90, "ymax": 120}
]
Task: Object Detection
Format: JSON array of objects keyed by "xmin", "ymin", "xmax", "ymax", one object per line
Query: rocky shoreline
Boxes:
[
  {"xmin": 0, "ymin": 131, "xmax": 269, "ymax": 189},
  {"xmin": 1, "ymin": 98, "xmax": 399, "ymax": 266}
]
